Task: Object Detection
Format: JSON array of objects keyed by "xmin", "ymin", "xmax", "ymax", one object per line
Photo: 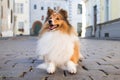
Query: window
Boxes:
[
  {"xmin": 48, "ymin": 7, "xmax": 50, "ymax": 10},
  {"xmin": 20, "ymin": 4, "xmax": 23, "ymax": 13},
  {"xmin": 11, "ymin": 10, "xmax": 13, "ymax": 23},
  {"xmin": 54, "ymin": 7, "xmax": 56, "ymax": 10},
  {"xmin": 77, "ymin": 23, "xmax": 82, "ymax": 36},
  {"xmin": 77, "ymin": 4, "xmax": 82, "ymax": 14},
  {"xmin": 15, "ymin": 3, "xmax": 24, "ymax": 14},
  {"xmin": 1, "ymin": 6, "xmax": 3, "ymax": 18},
  {"xmin": 18, "ymin": 22, "xmax": 24, "ymax": 29},
  {"xmin": 8, "ymin": 0, "xmax": 9, "ymax": 8},
  {"xmin": 77, "ymin": 23, "xmax": 82, "ymax": 31},
  {"xmin": 41, "ymin": 15, "xmax": 44, "ymax": 20},
  {"xmin": 34, "ymin": 4, "xmax": 37, "ymax": 9},
  {"xmin": 41, "ymin": 6, "xmax": 44, "ymax": 10},
  {"xmin": 104, "ymin": 33, "xmax": 109, "ymax": 37},
  {"xmin": 18, "ymin": 22, "xmax": 24, "ymax": 32},
  {"xmin": 57, "ymin": 6, "xmax": 60, "ymax": 10}
]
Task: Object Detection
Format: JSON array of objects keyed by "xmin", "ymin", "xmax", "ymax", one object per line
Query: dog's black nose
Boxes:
[{"xmin": 48, "ymin": 20, "xmax": 52, "ymax": 24}]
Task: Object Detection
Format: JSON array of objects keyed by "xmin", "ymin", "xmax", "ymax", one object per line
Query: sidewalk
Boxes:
[
  {"xmin": 0, "ymin": 37, "xmax": 120, "ymax": 80},
  {"xmin": 81, "ymin": 37, "xmax": 120, "ymax": 41}
]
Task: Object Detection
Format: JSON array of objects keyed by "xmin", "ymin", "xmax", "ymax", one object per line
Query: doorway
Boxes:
[{"xmin": 32, "ymin": 21, "xmax": 42, "ymax": 36}]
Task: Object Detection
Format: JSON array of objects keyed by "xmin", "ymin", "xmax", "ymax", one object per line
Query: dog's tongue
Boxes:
[{"xmin": 49, "ymin": 25, "xmax": 56, "ymax": 30}]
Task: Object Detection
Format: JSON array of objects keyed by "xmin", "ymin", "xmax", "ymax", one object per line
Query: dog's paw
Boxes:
[
  {"xmin": 68, "ymin": 66, "xmax": 77, "ymax": 74},
  {"xmin": 67, "ymin": 61, "xmax": 77, "ymax": 74},
  {"xmin": 47, "ymin": 62, "xmax": 56, "ymax": 74},
  {"xmin": 47, "ymin": 67, "xmax": 55, "ymax": 74}
]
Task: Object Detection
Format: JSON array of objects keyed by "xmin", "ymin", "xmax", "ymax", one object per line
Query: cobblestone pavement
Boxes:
[{"xmin": 0, "ymin": 37, "xmax": 120, "ymax": 80}]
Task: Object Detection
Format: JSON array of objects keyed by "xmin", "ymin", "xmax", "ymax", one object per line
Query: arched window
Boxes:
[
  {"xmin": 34, "ymin": 4, "xmax": 37, "ymax": 9},
  {"xmin": 78, "ymin": 4, "xmax": 82, "ymax": 14},
  {"xmin": 41, "ymin": 6, "xmax": 44, "ymax": 10}
]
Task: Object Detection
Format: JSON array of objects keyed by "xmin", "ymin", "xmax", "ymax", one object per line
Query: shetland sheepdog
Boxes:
[{"xmin": 37, "ymin": 8, "xmax": 83, "ymax": 74}]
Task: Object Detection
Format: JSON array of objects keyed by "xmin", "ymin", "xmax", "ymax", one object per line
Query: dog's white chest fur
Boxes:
[{"xmin": 37, "ymin": 31, "xmax": 77, "ymax": 65}]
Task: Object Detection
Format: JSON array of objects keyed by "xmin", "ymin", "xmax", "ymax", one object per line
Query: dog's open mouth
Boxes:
[{"xmin": 49, "ymin": 25, "xmax": 58, "ymax": 30}]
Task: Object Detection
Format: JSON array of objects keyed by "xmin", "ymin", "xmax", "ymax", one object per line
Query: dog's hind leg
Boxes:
[
  {"xmin": 70, "ymin": 41, "xmax": 80, "ymax": 64},
  {"xmin": 66, "ymin": 41, "xmax": 80, "ymax": 74},
  {"xmin": 66, "ymin": 61, "xmax": 77, "ymax": 74}
]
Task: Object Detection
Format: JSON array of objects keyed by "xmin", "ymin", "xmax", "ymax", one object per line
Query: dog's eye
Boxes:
[
  {"xmin": 49, "ymin": 17, "xmax": 52, "ymax": 19},
  {"xmin": 56, "ymin": 18, "xmax": 59, "ymax": 20}
]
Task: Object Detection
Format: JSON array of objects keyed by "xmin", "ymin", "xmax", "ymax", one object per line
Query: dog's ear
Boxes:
[
  {"xmin": 59, "ymin": 9, "xmax": 68, "ymax": 19},
  {"xmin": 47, "ymin": 8, "xmax": 54, "ymax": 16},
  {"xmin": 45, "ymin": 8, "xmax": 54, "ymax": 22}
]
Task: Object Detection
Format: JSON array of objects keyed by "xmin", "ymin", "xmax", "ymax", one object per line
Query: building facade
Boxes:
[
  {"xmin": 0, "ymin": 0, "xmax": 83, "ymax": 37},
  {"xmin": 30, "ymin": 0, "xmax": 68, "ymax": 36},
  {"xmin": 98, "ymin": 0, "xmax": 120, "ymax": 38},
  {"xmin": 82, "ymin": 0, "xmax": 120, "ymax": 38},
  {"xmin": 0, "ymin": 0, "xmax": 14, "ymax": 37},
  {"xmin": 68, "ymin": 0, "xmax": 83, "ymax": 36},
  {"xmin": 81, "ymin": 0, "xmax": 100, "ymax": 37},
  {"xmin": 14, "ymin": 0, "xmax": 30, "ymax": 35}
]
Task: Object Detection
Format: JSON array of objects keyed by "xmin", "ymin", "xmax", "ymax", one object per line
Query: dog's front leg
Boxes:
[
  {"xmin": 67, "ymin": 61, "xmax": 77, "ymax": 74},
  {"xmin": 47, "ymin": 62, "xmax": 56, "ymax": 74}
]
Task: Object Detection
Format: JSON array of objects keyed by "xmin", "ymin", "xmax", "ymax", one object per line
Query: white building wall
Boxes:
[
  {"xmin": 68, "ymin": 0, "xmax": 82, "ymax": 31},
  {"xmin": 81, "ymin": 0, "xmax": 87, "ymax": 37},
  {"xmin": 15, "ymin": 0, "xmax": 30, "ymax": 35}
]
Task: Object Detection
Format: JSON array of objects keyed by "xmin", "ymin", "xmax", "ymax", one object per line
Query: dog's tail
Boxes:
[{"xmin": 36, "ymin": 63, "xmax": 47, "ymax": 70}]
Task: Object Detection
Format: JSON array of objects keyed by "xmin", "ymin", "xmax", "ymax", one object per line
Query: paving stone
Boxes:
[
  {"xmin": 0, "ymin": 77, "xmax": 23, "ymax": 80},
  {"xmin": 24, "ymin": 68, "xmax": 64, "ymax": 80},
  {"xmin": 87, "ymin": 70, "xmax": 108, "ymax": 80},
  {"xmin": 102, "ymin": 74, "xmax": 120, "ymax": 80}
]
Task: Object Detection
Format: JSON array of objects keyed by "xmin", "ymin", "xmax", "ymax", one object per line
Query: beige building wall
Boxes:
[
  {"xmin": 83, "ymin": 0, "xmax": 120, "ymax": 27},
  {"xmin": 99, "ymin": 0, "xmax": 105, "ymax": 23},
  {"xmin": 109, "ymin": 0, "xmax": 120, "ymax": 20},
  {"xmin": 0, "ymin": 0, "xmax": 14, "ymax": 37},
  {"xmin": 82, "ymin": 0, "xmax": 120, "ymax": 38},
  {"xmin": 100, "ymin": 0, "xmax": 120, "ymax": 23},
  {"xmin": 1, "ymin": 0, "xmax": 8, "ymax": 31}
]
